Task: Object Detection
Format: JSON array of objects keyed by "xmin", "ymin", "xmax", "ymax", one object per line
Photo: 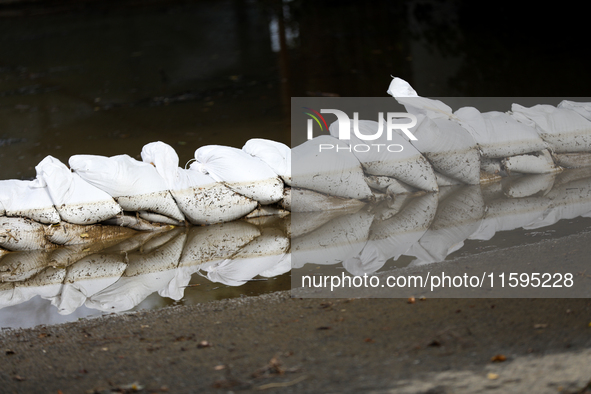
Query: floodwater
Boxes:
[{"xmin": 1, "ymin": 0, "xmax": 591, "ymax": 328}]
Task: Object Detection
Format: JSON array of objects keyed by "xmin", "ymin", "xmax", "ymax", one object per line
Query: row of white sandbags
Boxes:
[
  {"xmin": 293, "ymin": 78, "xmax": 591, "ymax": 200},
  {"xmin": 0, "ymin": 139, "xmax": 291, "ymax": 229},
  {"xmin": 0, "ymin": 220, "xmax": 290, "ymax": 315}
]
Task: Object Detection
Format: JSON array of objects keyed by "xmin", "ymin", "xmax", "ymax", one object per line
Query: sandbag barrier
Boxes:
[
  {"xmin": 3, "ymin": 168, "xmax": 591, "ymax": 316},
  {"xmin": 3, "ymin": 77, "xmax": 591, "ymax": 251}
]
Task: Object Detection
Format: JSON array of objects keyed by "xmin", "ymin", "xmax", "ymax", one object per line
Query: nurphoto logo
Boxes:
[{"xmin": 303, "ymin": 108, "xmax": 418, "ymax": 153}]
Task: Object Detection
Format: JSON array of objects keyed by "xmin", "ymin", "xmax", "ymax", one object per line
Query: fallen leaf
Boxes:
[
  {"xmin": 534, "ymin": 324, "xmax": 548, "ymax": 329},
  {"xmin": 407, "ymin": 297, "xmax": 416, "ymax": 304},
  {"xmin": 316, "ymin": 326, "xmax": 331, "ymax": 330},
  {"xmin": 13, "ymin": 375, "xmax": 25, "ymax": 381},
  {"xmin": 214, "ymin": 365, "xmax": 226, "ymax": 371},
  {"xmin": 487, "ymin": 373, "xmax": 499, "ymax": 380},
  {"xmin": 197, "ymin": 340, "xmax": 211, "ymax": 348},
  {"xmin": 364, "ymin": 338, "xmax": 375, "ymax": 343},
  {"xmin": 5, "ymin": 349, "xmax": 15, "ymax": 355},
  {"xmin": 490, "ymin": 354, "xmax": 506, "ymax": 362}
]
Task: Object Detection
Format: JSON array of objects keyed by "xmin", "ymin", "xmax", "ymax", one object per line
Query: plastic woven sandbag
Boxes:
[
  {"xmin": 455, "ymin": 107, "xmax": 549, "ymax": 158},
  {"xmin": 0, "ymin": 179, "xmax": 60, "ymax": 224},
  {"xmin": 387, "ymin": 77, "xmax": 481, "ymax": 185},
  {"xmin": 243, "ymin": 138, "xmax": 292, "ymax": 185},
  {"xmin": 558, "ymin": 100, "xmax": 591, "ymax": 121},
  {"xmin": 291, "ymin": 135, "xmax": 373, "ymax": 200},
  {"xmin": 141, "ymin": 142, "xmax": 257, "ymax": 224},
  {"xmin": 502, "ymin": 149, "xmax": 560, "ymax": 174},
  {"xmin": 69, "ymin": 154, "xmax": 185, "ymax": 222},
  {"xmin": 511, "ymin": 103, "xmax": 591, "ymax": 153},
  {"xmin": 35, "ymin": 155, "xmax": 121, "ymax": 225},
  {"xmin": 329, "ymin": 119, "xmax": 438, "ymax": 192},
  {"xmin": 194, "ymin": 145, "xmax": 283, "ymax": 205}
]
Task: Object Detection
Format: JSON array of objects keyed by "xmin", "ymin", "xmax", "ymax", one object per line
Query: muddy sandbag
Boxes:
[
  {"xmin": 0, "ymin": 249, "xmax": 50, "ymax": 282},
  {"xmin": 289, "ymin": 187, "xmax": 366, "ymax": 212},
  {"xmin": 69, "ymin": 154, "xmax": 185, "ymax": 222},
  {"xmin": 141, "ymin": 142, "xmax": 257, "ymax": 224},
  {"xmin": 455, "ymin": 107, "xmax": 549, "ymax": 158},
  {"xmin": 387, "ymin": 78, "xmax": 480, "ymax": 185},
  {"xmin": 291, "ymin": 135, "xmax": 373, "ymax": 200},
  {"xmin": 35, "ymin": 156, "xmax": 122, "ymax": 225},
  {"xmin": 0, "ymin": 217, "xmax": 54, "ymax": 251},
  {"xmin": 243, "ymin": 138, "xmax": 292, "ymax": 185},
  {"xmin": 553, "ymin": 152, "xmax": 591, "ymax": 168},
  {"xmin": 194, "ymin": 145, "xmax": 283, "ymax": 205},
  {"xmin": 329, "ymin": 119, "xmax": 438, "ymax": 192},
  {"xmin": 511, "ymin": 103, "xmax": 591, "ymax": 153},
  {"xmin": 44, "ymin": 222, "xmax": 137, "ymax": 246},
  {"xmin": 502, "ymin": 149, "xmax": 561, "ymax": 174},
  {"xmin": 0, "ymin": 180, "xmax": 61, "ymax": 224}
]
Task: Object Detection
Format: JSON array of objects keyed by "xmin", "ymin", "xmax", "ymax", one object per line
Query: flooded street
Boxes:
[{"xmin": 1, "ymin": 1, "xmax": 591, "ymax": 392}]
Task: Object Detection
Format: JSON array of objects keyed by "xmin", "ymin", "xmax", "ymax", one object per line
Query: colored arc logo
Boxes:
[{"xmin": 303, "ymin": 107, "xmax": 329, "ymax": 131}]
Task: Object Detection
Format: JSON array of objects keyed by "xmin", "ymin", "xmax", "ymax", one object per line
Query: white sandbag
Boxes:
[
  {"xmin": 141, "ymin": 142, "xmax": 258, "ymax": 224},
  {"xmin": 0, "ymin": 217, "xmax": 54, "ymax": 251},
  {"xmin": 243, "ymin": 138, "xmax": 292, "ymax": 185},
  {"xmin": 558, "ymin": 100, "xmax": 591, "ymax": 121},
  {"xmin": 455, "ymin": 107, "xmax": 548, "ymax": 158},
  {"xmin": 69, "ymin": 154, "xmax": 185, "ymax": 221},
  {"xmin": 511, "ymin": 103, "xmax": 591, "ymax": 153},
  {"xmin": 387, "ymin": 77, "xmax": 481, "ymax": 184},
  {"xmin": 553, "ymin": 152, "xmax": 591, "ymax": 168},
  {"xmin": 291, "ymin": 135, "xmax": 373, "ymax": 200},
  {"xmin": 35, "ymin": 155, "xmax": 121, "ymax": 225},
  {"xmin": 502, "ymin": 149, "xmax": 560, "ymax": 174},
  {"xmin": 0, "ymin": 180, "xmax": 60, "ymax": 224},
  {"xmin": 329, "ymin": 119, "xmax": 438, "ymax": 192},
  {"xmin": 194, "ymin": 145, "xmax": 283, "ymax": 205},
  {"xmin": 289, "ymin": 187, "xmax": 366, "ymax": 212},
  {"xmin": 387, "ymin": 77, "xmax": 454, "ymax": 120}
]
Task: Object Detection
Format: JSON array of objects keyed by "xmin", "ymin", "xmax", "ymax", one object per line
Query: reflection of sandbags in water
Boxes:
[
  {"xmin": 344, "ymin": 193, "xmax": 438, "ymax": 275},
  {"xmin": 525, "ymin": 176, "xmax": 591, "ymax": 229},
  {"xmin": 0, "ymin": 217, "xmax": 53, "ymax": 251},
  {"xmin": 165, "ymin": 222, "xmax": 261, "ymax": 299},
  {"xmin": 194, "ymin": 145, "xmax": 283, "ymax": 205},
  {"xmin": 455, "ymin": 107, "xmax": 548, "ymax": 158},
  {"xmin": 0, "ymin": 266, "xmax": 66, "ymax": 310},
  {"xmin": 470, "ymin": 195, "xmax": 550, "ymax": 241},
  {"xmin": 502, "ymin": 150, "xmax": 560, "ymax": 174},
  {"xmin": 141, "ymin": 142, "xmax": 258, "ymax": 224},
  {"xmin": 69, "ymin": 154, "xmax": 185, "ymax": 221},
  {"xmin": 35, "ymin": 156, "xmax": 121, "ymax": 225},
  {"xmin": 0, "ymin": 180, "xmax": 60, "ymax": 224},
  {"xmin": 54, "ymin": 254, "xmax": 127, "ymax": 315},
  {"xmin": 289, "ymin": 187, "xmax": 366, "ymax": 213},
  {"xmin": 408, "ymin": 186, "xmax": 485, "ymax": 264},
  {"xmin": 0, "ymin": 248, "xmax": 50, "ymax": 282},
  {"xmin": 290, "ymin": 201, "xmax": 365, "ymax": 238},
  {"xmin": 86, "ymin": 231, "xmax": 186, "ymax": 312},
  {"xmin": 243, "ymin": 138, "xmax": 292, "ymax": 186},
  {"xmin": 502, "ymin": 173, "xmax": 556, "ymax": 198},
  {"xmin": 512, "ymin": 104, "xmax": 591, "ymax": 153},
  {"xmin": 329, "ymin": 119, "xmax": 438, "ymax": 192},
  {"xmin": 291, "ymin": 210, "xmax": 374, "ymax": 268},
  {"xmin": 292, "ymin": 135, "xmax": 373, "ymax": 200},
  {"xmin": 202, "ymin": 228, "xmax": 290, "ymax": 286}
]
